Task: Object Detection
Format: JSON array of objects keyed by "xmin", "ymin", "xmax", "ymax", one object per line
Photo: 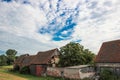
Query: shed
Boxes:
[
  {"xmin": 30, "ymin": 48, "xmax": 60, "ymax": 76},
  {"xmin": 14, "ymin": 54, "xmax": 30, "ymax": 70},
  {"xmin": 95, "ymin": 40, "xmax": 120, "ymax": 75}
]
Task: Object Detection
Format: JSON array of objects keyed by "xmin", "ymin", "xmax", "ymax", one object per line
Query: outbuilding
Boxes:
[
  {"xmin": 30, "ymin": 48, "xmax": 60, "ymax": 76},
  {"xmin": 95, "ymin": 40, "xmax": 120, "ymax": 75}
]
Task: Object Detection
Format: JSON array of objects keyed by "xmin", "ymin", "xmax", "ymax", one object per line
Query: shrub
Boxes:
[
  {"xmin": 13, "ymin": 65, "xmax": 20, "ymax": 71},
  {"xmin": 100, "ymin": 69, "xmax": 118, "ymax": 80},
  {"xmin": 20, "ymin": 66, "xmax": 30, "ymax": 74}
]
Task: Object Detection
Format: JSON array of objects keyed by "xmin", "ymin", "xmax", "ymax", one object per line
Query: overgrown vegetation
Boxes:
[
  {"xmin": 0, "ymin": 49, "xmax": 17, "ymax": 66},
  {"xmin": 13, "ymin": 65, "xmax": 20, "ymax": 71},
  {"xmin": 0, "ymin": 54, "xmax": 7, "ymax": 66},
  {"xmin": 20, "ymin": 66, "xmax": 30, "ymax": 74},
  {"xmin": 58, "ymin": 42, "xmax": 95, "ymax": 67},
  {"xmin": 0, "ymin": 66, "xmax": 65, "ymax": 80},
  {"xmin": 100, "ymin": 69, "xmax": 120, "ymax": 80}
]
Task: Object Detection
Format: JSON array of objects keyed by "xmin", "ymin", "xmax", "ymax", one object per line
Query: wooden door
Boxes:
[{"xmin": 36, "ymin": 65, "xmax": 42, "ymax": 76}]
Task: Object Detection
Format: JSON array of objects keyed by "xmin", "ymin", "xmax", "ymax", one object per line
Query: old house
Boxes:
[
  {"xmin": 14, "ymin": 48, "xmax": 60, "ymax": 76},
  {"xmin": 14, "ymin": 54, "xmax": 33, "ymax": 70},
  {"xmin": 30, "ymin": 48, "xmax": 60, "ymax": 76},
  {"xmin": 22, "ymin": 55, "xmax": 35, "ymax": 68},
  {"xmin": 95, "ymin": 40, "xmax": 120, "ymax": 75}
]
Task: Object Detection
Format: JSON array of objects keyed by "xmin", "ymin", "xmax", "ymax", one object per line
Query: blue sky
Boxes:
[{"xmin": 0, "ymin": 0, "xmax": 120, "ymax": 55}]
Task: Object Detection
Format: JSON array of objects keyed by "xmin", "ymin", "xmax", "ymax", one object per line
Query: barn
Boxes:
[
  {"xmin": 14, "ymin": 54, "xmax": 34, "ymax": 70},
  {"xmin": 95, "ymin": 40, "xmax": 120, "ymax": 75},
  {"xmin": 14, "ymin": 48, "xmax": 60, "ymax": 76},
  {"xmin": 30, "ymin": 48, "xmax": 60, "ymax": 76}
]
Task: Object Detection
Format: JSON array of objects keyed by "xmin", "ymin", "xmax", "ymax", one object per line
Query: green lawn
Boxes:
[{"xmin": 0, "ymin": 66, "xmax": 64, "ymax": 80}]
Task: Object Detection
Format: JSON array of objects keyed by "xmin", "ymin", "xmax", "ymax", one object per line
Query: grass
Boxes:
[{"xmin": 0, "ymin": 65, "xmax": 64, "ymax": 80}]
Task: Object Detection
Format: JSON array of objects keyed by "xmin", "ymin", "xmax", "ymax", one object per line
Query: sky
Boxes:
[{"xmin": 0, "ymin": 0, "xmax": 120, "ymax": 55}]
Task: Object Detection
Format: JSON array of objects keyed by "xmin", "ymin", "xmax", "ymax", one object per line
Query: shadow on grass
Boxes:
[
  {"xmin": 7, "ymin": 70, "xmax": 65, "ymax": 80},
  {"xmin": 1, "ymin": 66, "xmax": 76, "ymax": 80}
]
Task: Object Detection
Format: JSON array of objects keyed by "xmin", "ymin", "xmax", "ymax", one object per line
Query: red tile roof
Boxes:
[
  {"xmin": 30, "ymin": 48, "xmax": 60, "ymax": 64},
  {"xmin": 14, "ymin": 54, "xmax": 29, "ymax": 64},
  {"xmin": 95, "ymin": 40, "xmax": 120, "ymax": 63},
  {"xmin": 14, "ymin": 48, "xmax": 60, "ymax": 66},
  {"xmin": 22, "ymin": 55, "xmax": 35, "ymax": 66}
]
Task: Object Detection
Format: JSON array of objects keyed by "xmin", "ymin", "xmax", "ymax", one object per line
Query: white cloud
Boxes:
[
  {"xmin": 0, "ymin": 0, "xmax": 120, "ymax": 54},
  {"xmin": 0, "ymin": 1, "xmax": 49, "ymax": 42},
  {"xmin": 0, "ymin": 31, "xmax": 58, "ymax": 55},
  {"xmin": 72, "ymin": 0, "xmax": 120, "ymax": 53},
  {"xmin": 61, "ymin": 30, "xmax": 68, "ymax": 35}
]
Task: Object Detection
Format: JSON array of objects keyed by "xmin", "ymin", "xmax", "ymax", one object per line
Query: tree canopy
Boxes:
[
  {"xmin": 6, "ymin": 49, "xmax": 17, "ymax": 65},
  {"xmin": 0, "ymin": 54, "xmax": 7, "ymax": 66},
  {"xmin": 58, "ymin": 42, "xmax": 95, "ymax": 67},
  {"xmin": 0, "ymin": 49, "xmax": 17, "ymax": 66}
]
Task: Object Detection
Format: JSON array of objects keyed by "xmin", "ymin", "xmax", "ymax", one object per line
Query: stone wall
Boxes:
[
  {"xmin": 47, "ymin": 67, "xmax": 95, "ymax": 79},
  {"xmin": 47, "ymin": 67, "xmax": 63, "ymax": 77},
  {"xmin": 64, "ymin": 68, "xmax": 80, "ymax": 79},
  {"xmin": 96, "ymin": 63, "xmax": 120, "ymax": 67},
  {"xmin": 96, "ymin": 63, "xmax": 120, "ymax": 76}
]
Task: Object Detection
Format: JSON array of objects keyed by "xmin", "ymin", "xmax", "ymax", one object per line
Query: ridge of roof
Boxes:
[
  {"xmin": 37, "ymin": 48, "xmax": 58, "ymax": 55},
  {"xmin": 103, "ymin": 39, "xmax": 120, "ymax": 44}
]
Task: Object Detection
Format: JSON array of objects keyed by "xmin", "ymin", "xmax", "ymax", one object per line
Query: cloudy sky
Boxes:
[{"xmin": 0, "ymin": 0, "xmax": 120, "ymax": 55}]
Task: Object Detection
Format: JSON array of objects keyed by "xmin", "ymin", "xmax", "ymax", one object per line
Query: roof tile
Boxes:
[{"xmin": 95, "ymin": 40, "xmax": 120, "ymax": 63}]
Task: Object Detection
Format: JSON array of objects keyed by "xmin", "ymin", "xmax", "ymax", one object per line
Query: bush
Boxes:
[
  {"xmin": 13, "ymin": 65, "xmax": 20, "ymax": 71},
  {"xmin": 100, "ymin": 69, "xmax": 119, "ymax": 80},
  {"xmin": 20, "ymin": 66, "xmax": 30, "ymax": 74}
]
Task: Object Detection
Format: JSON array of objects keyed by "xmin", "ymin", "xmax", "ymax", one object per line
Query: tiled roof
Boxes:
[
  {"xmin": 14, "ymin": 54, "xmax": 29, "ymax": 64},
  {"xmin": 95, "ymin": 40, "xmax": 120, "ymax": 63},
  {"xmin": 14, "ymin": 48, "xmax": 60, "ymax": 66},
  {"xmin": 30, "ymin": 48, "xmax": 60, "ymax": 64},
  {"xmin": 22, "ymin": 55, "xmax": 35, "ymax": 66}
]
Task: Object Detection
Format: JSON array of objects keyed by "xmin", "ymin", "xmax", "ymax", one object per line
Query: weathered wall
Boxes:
[
  {"xmin": 47, "ymin": 67, "xmax": 63, "ymax": 77},
  {"xmin": 30, "ymin": 64, "xmax": 47, "ymax": 76},
  {"xmin": 47, "ymin": 67, "xmax": 80, "ymax": 79},
  {"xmin": 96, "ymin": 63, "xmax": 120, "ymax": 67},
  {"xmin": 47, "ymin": 67, "xmax": 95, "ymax": 79},
  {"xmin": 64, "ymin": 68, "xmax": 80, "ymax": 79},
  {"xmin": 29, "ymin": 65, "xmax": 36, "ymax": 75},
  {"xmin": 79, "ymin": 72, "xmax": 95, "ymax": 79},
  {"xmin": 79, "ymin": 67, "xmax": 95, "ymax": 79},
  {"xmin": 96, "ymin": 63, "xmax": 120, "ymax": 76}
]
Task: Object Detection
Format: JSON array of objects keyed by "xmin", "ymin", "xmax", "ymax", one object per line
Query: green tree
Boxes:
[
  {"xmin": 83, "ymin": 49, "xmax": 95, "ymax": 64},
  {"xmin": 58, "ymin": 42, "xmax": 95, "ymax": 67},
  {"xmin": 6, "ymin": 49, "xmax": 17, "ymax": 65},
  {"xmin": 0, "ymin": 54, "xmax": 7, "ymax": 66}
]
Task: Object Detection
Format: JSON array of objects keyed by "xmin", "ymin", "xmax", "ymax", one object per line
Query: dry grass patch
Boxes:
[
  {"xmin": 0, "ymin": 66, "xmax": 27, "ymax": 80},
  {"xmin": 0, "ymin": 66, "xmax": 64, "ymax": 80}
]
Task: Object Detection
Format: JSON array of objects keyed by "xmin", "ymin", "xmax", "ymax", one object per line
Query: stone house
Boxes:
[
  {"xmin": 14, "ymin": 48, "xmax": 60, "ymax": 76},
  {"xmin": 95, "ymin": 40, "xmax": 120, "ymax": 75}
]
